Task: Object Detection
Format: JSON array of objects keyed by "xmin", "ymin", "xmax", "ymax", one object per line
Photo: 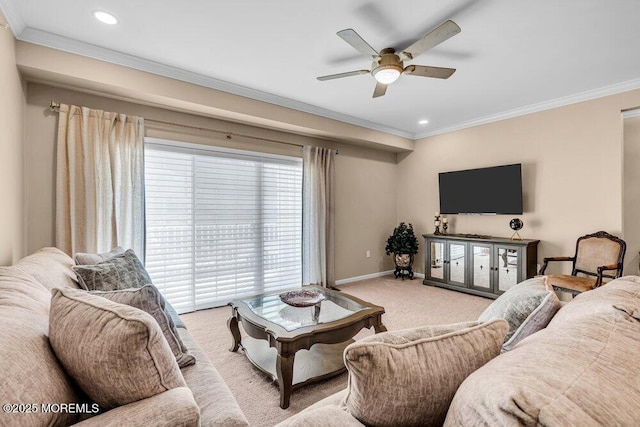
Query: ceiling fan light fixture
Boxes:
[
  {"xmin": 373, "ymin": 65, "xmax": 402, "ymax": 84},
  {"xmin": 318, "ymin": 20, "xmax": 460, "ymax": 98}
]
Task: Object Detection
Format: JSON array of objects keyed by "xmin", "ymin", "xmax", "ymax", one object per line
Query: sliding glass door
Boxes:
[{"xmin": 144, "ymin": 139, "xmax": 302, "ymax": 313}]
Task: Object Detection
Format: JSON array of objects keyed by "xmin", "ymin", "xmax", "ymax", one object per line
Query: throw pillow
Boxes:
[
  {"xmin": 90, "ymin": 285, "xmax": 195, "ymax": 367},
  {"xmin": 73, "ymin": 248, "xmax": 186, "ymax": 330},
  {"xmin": 73, "ymin": 249, "xmax": 152, "ymax": 291},
  {"xmin": 74, "ymin": 246, "xmax": 126, "ymax": 265},
  {"xmin": 342, "ymin": 319, "xmax": 508, "ymax": 427},
  {"xmin": 478, "ymin": 276, "xmax": 562, "ymax": 352},
  {"xmin": 49, "ymin": 288, "xmax": 187, "ymax": 410}
]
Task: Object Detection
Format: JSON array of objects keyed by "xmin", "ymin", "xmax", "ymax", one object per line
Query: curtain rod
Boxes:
[{"xmin": 48, "ymin": 101, "xmax": 338, "ymax": 154}]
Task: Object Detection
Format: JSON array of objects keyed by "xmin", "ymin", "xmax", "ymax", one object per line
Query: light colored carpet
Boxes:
[{"xmin": 181, "ymin": 275, "xmax": 493, "ymax": 427}]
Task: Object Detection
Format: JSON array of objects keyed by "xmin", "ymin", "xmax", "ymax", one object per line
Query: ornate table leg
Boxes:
[
  {"xmin": 227, "ymin": 314, "xmax": 241, "ymax": 352},
  {"xmin": 374, "ymin": 323, "xmax": 388, "ymax": 333},
  {"xmin": 373, "ymin": 314, "xmax": 388, "ymax": 333},
  {"xmin": 276, "ymin": 352, "xmax": 295, "ymax": 409}
]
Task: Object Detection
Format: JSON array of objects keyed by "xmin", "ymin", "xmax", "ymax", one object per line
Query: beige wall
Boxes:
[
  {"xmin": 623, "ymin": 112, "xmax": 640, "ymax": 274},
  {"xmin": 398, "ymin": 90, "xmax": 640, "ymax": 275},
  {"xmin": 17, "ymin": 41, "xmax": 640, "ymax": 280},
  {"xmin": 25, "ymin": 83, "xmax": 396, "ymax": 280},
  {"xmin": 0, "ymin": 16, "xmax": 25, "ymax": 265},
  {"xmin": 23, "ymin": 82, "xmax": 640, "ymax": 280},
  {"xmin": 17, "ymin": 42, "xmax": 414, "ymax": 153},
  {"xmin": 334, "ymin": 144, "xmax": 397, "ymax": 279}
]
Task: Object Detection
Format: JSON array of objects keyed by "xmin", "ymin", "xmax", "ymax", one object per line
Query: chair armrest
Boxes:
[
  {"xmin": 74, "ymin": 387, "xmax": 199, "ymax": 427},
  {"xmin": 595, "ymin": 263, "xmax": 623, "ymax": 287},
  {"xmin": 539, "ymin": 256, "xmax": 575, "ymax": 274},
  {"xmin": 597, "ymin": 263, "xmax": 621, "ymax": 273}
]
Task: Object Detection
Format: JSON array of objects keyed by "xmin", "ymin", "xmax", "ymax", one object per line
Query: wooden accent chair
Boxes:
[{"xmin": 540, "ymin": 231, "xmax": 626, "ymax": 296}]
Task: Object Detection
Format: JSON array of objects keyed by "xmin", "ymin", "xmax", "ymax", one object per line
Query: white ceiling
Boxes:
[{"xmin": 2, "ymin": 0, "xmax": 640, "ymax": 139}]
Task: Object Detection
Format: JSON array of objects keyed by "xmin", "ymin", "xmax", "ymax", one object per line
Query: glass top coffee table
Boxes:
[{"xmin": 227, "ymin": 286, "xmax": 386, "ymax": 409}]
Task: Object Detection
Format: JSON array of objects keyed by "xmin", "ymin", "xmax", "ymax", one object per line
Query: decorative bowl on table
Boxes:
[{"xmin": 279, "ymin": 289, "xmax": 326, "ymax": 307}]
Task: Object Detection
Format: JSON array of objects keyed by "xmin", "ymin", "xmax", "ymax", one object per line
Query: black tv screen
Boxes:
[{"xmin": 439, "ymin": 164, "xmax": 523, "ymax": 214}]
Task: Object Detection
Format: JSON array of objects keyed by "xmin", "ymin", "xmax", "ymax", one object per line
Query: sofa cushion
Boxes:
[
  {"xmin": 548, "ymin": 275, "xmax": 640, "ymax": 327},
  {"xmin": 73, "ymin": 249, "xmax": 152, "ymax": 291},
  {"xmin": 445, "ymin": 278, "xmax": 640, "ymax": 426},
  {"xmin": 74, "ymin": 246, "xmax": 126, "ymax": 265},
  {"xmin": 478, "ymin": 276, "xmax": 561, "ymax": 351},
  {"xmin": 342, "ymin": 319, "xmax": 508, "ymax": 427},
  {"xmin": 177, "ymin": 329, "xmax": 250, "ymax": 426},
  {"xmin": 90, "ymin": 285, "xmax": 195, "ymax": 367},
  {"xmin": 15, "ymin": 247, "xmax": 80, "ymax": 290},
  {"xmin": 276, "ymin": 406, "xmax": 365, "ymax": 427},
  {"xmin": 73, "ymin": 387, "xmax": 201, "ymax": 427},
  {"xmin": 0, "ymin": 266, "xmax": 83, "ymax": 426},
  {"xmin": 49, "ymin": 287, "xmax": 187, "ymax": 410}
]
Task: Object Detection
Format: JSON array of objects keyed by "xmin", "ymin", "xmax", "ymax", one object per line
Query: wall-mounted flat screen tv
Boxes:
[{"xmin": 439, "ymin": 164, "xmax": 523, "ymax": 215}]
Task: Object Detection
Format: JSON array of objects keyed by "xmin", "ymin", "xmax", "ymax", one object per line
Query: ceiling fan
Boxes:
[{"xmin": 317, "ymin": 20, "xmax": 461, "ymax": 98}]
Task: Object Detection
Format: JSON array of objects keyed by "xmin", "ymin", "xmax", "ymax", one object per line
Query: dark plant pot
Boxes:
[{"xmin": 393, "ymin": 253, "xmax": 414, "ymax": 280}]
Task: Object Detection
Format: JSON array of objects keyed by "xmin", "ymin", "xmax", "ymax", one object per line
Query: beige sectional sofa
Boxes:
[
  {"xmin": 6, "ymin": 246, "xmax": 640, "ymax": 426},
  {"xmin": 0, "ymin": 247, "xmax": 249, "ymax": 427},
  {"xmin": 281, "ymin": 276, "xmax": 640, "ymax": 426}
]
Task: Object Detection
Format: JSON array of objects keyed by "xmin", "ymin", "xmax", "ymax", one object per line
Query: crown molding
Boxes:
[
  {"xmin": 16, "ymin": 27, "xmax": 415, "ymax": 140},
  {"xmin": 0, "ymin": 0, "xmax": 25, "ymax": 35},
  {"xmin": 12, "ymin": 23, "xmax": 640, "ymax": 141},
  {"xmin": 415, "ymin": 77, "xmax": 640, "ymax": 139}
]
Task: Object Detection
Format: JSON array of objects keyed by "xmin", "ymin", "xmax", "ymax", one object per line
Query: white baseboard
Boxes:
[
  {"xmin": 335, "ymin": 270, "xmax": 395, "ymax": 286},
  {"xmin": 335, "ymin": 270, "xmax": 426, "ymax": 286}
]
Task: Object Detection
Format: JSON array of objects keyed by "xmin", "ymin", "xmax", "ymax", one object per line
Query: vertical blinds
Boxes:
[{"xmin": 144, "ymin": 139, "xmax": 303, "ymax": 313}]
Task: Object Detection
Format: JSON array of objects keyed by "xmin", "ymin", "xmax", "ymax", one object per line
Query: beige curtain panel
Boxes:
[
  {"xmin": 55, "ymin": 104, "xmax": 145, "ymax": 257},
  {"xmin": 302, "ymin": 145, "xmax": 336, "ymax": 288}
]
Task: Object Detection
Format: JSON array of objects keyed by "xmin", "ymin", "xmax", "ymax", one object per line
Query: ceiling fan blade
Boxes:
[
  {"xmin": 399, "ymin": 20, "xmax": 461, "ymax": 61},
  {"xmin": 337, "ymin": 29, "xmax": 379, "ymax": 58},
  {"xmin": 372, "ymin": 82, "xmax": 387, "ymax": 98},
  {"xmin": 404, "ymin": 64, "xmax": 456, "ymax": 79},
  {"xmin": 317, "ymin": 70, "xmax": 370, "ymax": 81}
]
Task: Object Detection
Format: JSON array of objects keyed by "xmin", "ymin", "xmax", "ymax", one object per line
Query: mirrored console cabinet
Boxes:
[{"xmin": 423, "ymin": 234, "xmax": 539, "ymax": 299}]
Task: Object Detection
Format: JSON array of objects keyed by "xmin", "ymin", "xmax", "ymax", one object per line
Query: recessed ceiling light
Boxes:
[
  {"xmin": 93, "ymin": 10, "xmax": 118, "ymax": 25},
  {"xmin": 418, "ymin": 119, "xmax": 430, "ymax": 125}
]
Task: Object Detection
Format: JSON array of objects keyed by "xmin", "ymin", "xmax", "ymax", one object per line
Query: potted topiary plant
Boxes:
[{"xmin": 385, "ymin": 222, "xmax": 419, "ymax": 280}]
